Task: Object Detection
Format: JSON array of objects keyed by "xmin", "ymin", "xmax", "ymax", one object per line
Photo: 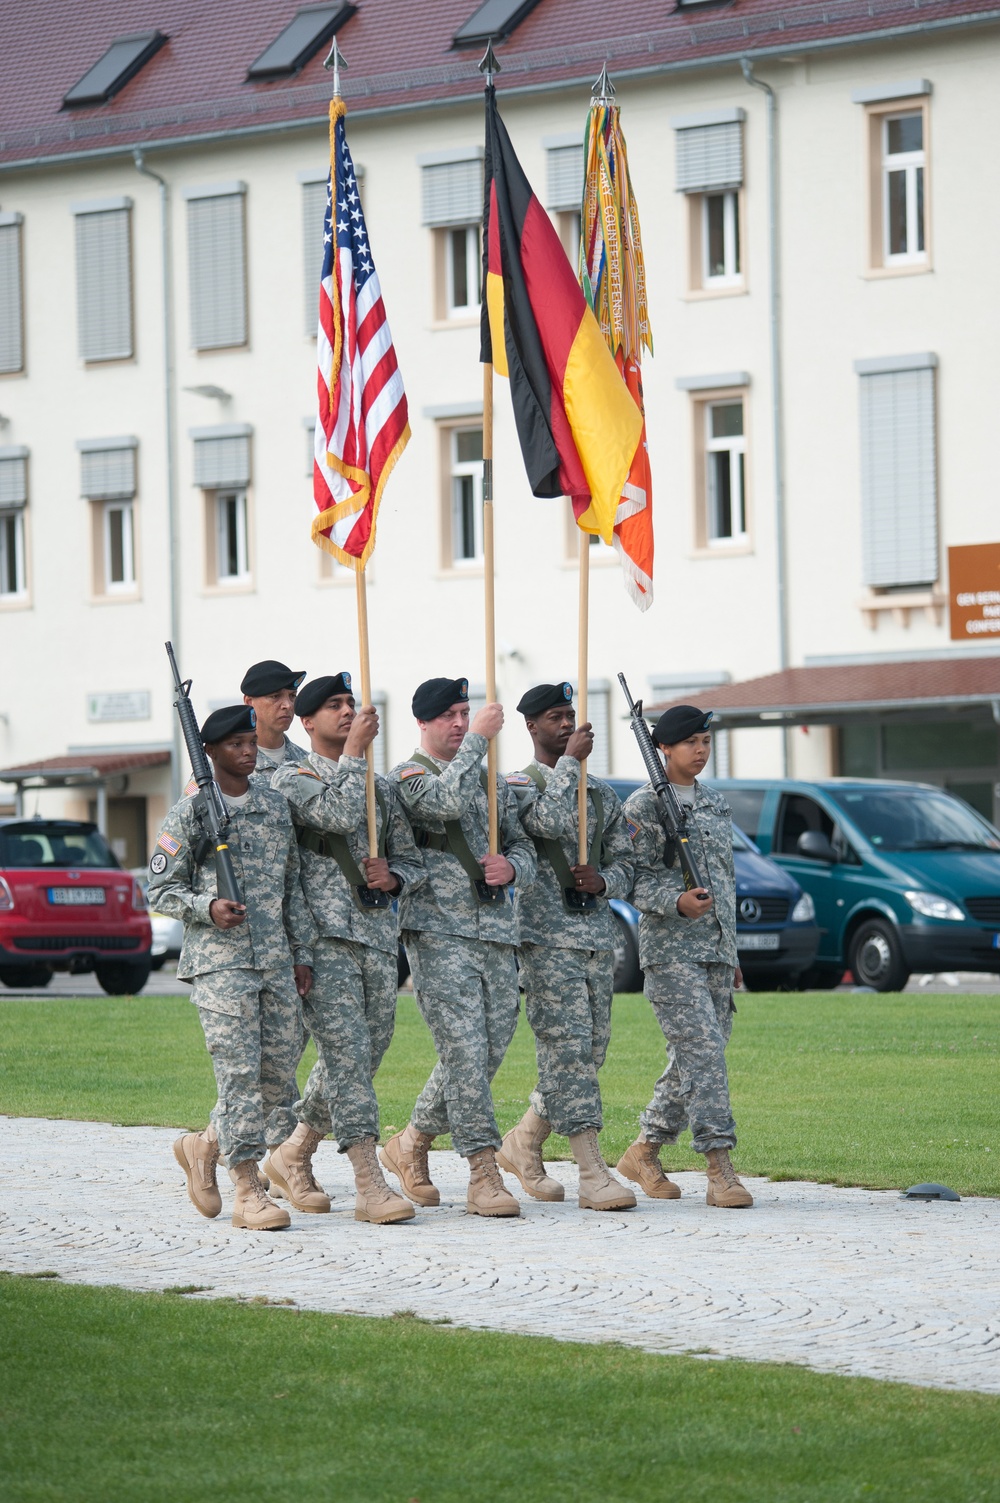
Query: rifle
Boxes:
[
  {"xmin": 618, "ymin": 673, "xmax": 707, "ymax": 894},
  {"xmin": 166, "ymin": 642, "xmax": 244, "ymax": 906}
]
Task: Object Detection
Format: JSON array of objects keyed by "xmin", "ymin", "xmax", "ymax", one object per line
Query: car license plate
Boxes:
[
  {"xmin": 48, "ymin": 887, "xmax": 105, "ymax": 905},
  {"xmin": 738, "ymin": 932, "xmax": 780, "ymax": 951}
]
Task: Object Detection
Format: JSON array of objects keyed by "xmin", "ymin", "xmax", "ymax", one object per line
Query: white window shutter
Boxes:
[
  {"xmin": 302, "ymin": 179, "xmax": 329, "ymax": 335},
  {"xmin": 193, "ymin": 432, "xmax": 252, "ymax": 488},
  {"xmin": 421, "ymin": 160, "xmax": 483, "ymax": 226},
  {"xmin": 0, "ymin": 451, "xmax": 28, "ymax": 507},
  {"xmin": 587, "ymin": 681, "xmax": 611, "ymax": 777},
  {"xmin": 75, "ymin": 208, "xmax": 133, "ymax": 361},
  {"xmin": 675, "ymin": 123, "xmax": 743, "ymax": 193},
  {"xmin": 187, "ymin": 194, "xmax": 247, "ymax": 349},
  {"xmin": 80, "ymin": 446, "xmax": 137, "ymax": 500},
  {"xmin": 858, "ymin": 366, "xmax": 938, "ymax": 588},
  {"xmin": 0, "ymin": 218, "xmax": 24, "ymax": 374},
  {"xmin": 546, "ymin": 146, "xmax": 583, "ymax": 211}
]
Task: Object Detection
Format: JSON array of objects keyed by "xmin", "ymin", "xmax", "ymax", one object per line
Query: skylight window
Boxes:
[
  {"xmin": 63, "ymin": 31, "xmax": 168, "ymax": 108},
  {"xmin": 452, "ymin": 0, "xmax": 542, "ymax": 49},
  {"xmin": 246, "ymin": 3, "xmax": 356, "ymax": 80}
]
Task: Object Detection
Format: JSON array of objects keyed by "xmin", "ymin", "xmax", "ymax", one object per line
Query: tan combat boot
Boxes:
[
  {"xmin": 569, "ymin": 1128, "xmax": 637, "ymax": 1212},
  {"xmin": 173, "ymin": 1126, "xmax": 222, "ymax": 1218},
  {"xmin": 262, "ymin": 1123, "xmax": 331, "ymax": 1213},
  {"xmin": 497, "ymin": 1107, "xmax": 564, "ymax": 1201},
  {"xmin": 616, "ymin": 1137, "xmax": 682, "ymax": 1200},
  {"xmin": 229, "ymin": 1159, "xmax": 291, "ymax": 1230},
  {"xmin": 346, "ymin": 1136, "xmax": 415, "ymax": 1224},
  {"xmin": 466, "ymin": 1147, "xmax": 521, "ymax": 1217},
  {"xmin": 380, "ymin": 1124, "xmax": 440, "ymax": 1207},
  {"xmin": 704, "ymin": 1148, "xmax": 754, "ymax": 1208}
]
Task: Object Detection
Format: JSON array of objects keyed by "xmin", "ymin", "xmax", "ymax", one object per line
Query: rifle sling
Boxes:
[
  {"xmin": 409, "ymin": 753, "xmax": 502, "ymax": 900},
  {"xmin": 521, "ymin": 764, "xmax": 604, "ymax": 876},
  {"xmin": 296, "ymin": 783, "xmax": 388, "ymax": 887}
]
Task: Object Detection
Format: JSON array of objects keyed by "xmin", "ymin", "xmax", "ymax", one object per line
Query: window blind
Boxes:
[
  {"xmin": 74, "ymin": 206, "xmax": 133, "ymax": 361},
  {"xmin": 587, "ymin": 681, "xmax": 611, "ymax": 777},
  {"xmin": 546, "ymin": 145, "xmax": 583, "ymax": 211},
  {"xmin": 79, "ymin": 443, "xmax": 137, "ymax": 500},
  {"xmin": 857, "ymin": 361, "xmax": 938, "ymax": 588},
  {"xmin": 421, "ymin": 158, "xmax": 483, "ymax": 227},
  {"xmin": 0, "ymin": 217, "xmax": 24, "ymax": 374},
  {"xmin": 675, "ymin": 123, "xmax": 743, "ymax": 193},
  {"xmin": 193, "ymin": 429, "xmax": 252, "ymax": 488},
  {"xmin": 186, "ymin": 190, "xmax": 247, "ymax": 349},
  {"xmin": 301, "ymin": 178, "xmax": 329, "ymax": 334},
  {"xmin": 0, "ymin": 449, "xmax": 27, "ymax": 508}
]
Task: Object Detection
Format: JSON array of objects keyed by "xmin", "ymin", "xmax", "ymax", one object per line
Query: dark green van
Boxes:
[{"xmin": 710, "ymin": 779, "xmax": 1000, "ymax": 991}]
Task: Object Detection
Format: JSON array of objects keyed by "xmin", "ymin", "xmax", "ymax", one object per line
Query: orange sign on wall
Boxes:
[{"xmin": 949, "ymin": 542, "xmax": 1000, "ymax": 641}]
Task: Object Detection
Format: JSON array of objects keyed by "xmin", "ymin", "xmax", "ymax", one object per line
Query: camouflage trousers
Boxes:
[
  {"xmin": 294, "ymin": 936, "xmax": 397, "ymax": 1150},
  {"xmin": 519, "ymin": 943, "xmax": 614, "ymax": 1136},
  {"xmin": 192, "ymin": 966, "xmax": 303, "ymax": 1168},
  {"xmin": 639, "ymin": 961, "xmax": 737, "ymax": 1154},
  {"xmin": 405, "ymin": 931, "xmax": 519, "ymax": 1158}
]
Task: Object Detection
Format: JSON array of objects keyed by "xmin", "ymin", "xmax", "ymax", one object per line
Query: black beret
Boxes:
[
  {"xmin": 295, "ymin": 672, "xmax": 353, "ymax": 718},
  {"xmin": 240, "ymin": 659, "xmax": 306, "ymax": 696},
  {"xmin": 653, "ymin": 704, "xmax": 714, "ymax": 745},
  {"xmin": 412, "ymin": 677, "xmax": 469, "ymax": 721},
  {"xmin": 517, "ymin": 682, "xmax": 574, "ymax": 717},
  {"xmin": 201, "ymin": 705, "xmax": 257, "ymax": 744}
]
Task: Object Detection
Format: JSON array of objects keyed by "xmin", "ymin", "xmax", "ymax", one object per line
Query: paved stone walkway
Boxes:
[{"xmin": 1, "ymin": 1116, "xmax": 997, "ymax": 1395}]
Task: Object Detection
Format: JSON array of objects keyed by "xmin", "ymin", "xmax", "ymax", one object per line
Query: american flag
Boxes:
[{"xmin": 313, "ymin": 102, "xmax": 409, "ymax": 569}]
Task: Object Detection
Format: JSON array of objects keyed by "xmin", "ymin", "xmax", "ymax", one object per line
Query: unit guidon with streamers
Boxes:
[{"xmin": 313, "ymin": 100, "xmax": 410, "ymax": 569}]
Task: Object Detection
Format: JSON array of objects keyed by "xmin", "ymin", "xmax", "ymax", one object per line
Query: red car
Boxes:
[{"xmin": 0, "ymin": 817, "xmax": 152, "ymax": 994}]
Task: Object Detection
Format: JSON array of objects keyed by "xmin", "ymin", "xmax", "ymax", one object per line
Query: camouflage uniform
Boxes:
[
  {"xmin": 147, "ymin": 782, "xmax": 315, "ymax": 1167},
  {"xmin": 254, "ymin": 732, "xmax": 308, "ymax": 776},
  {"xmin": 272, "ymin": 751, "xmax": 424, "ymax": 1150},
  {"xmin": 506, "ymin": 756, "xmax": 634, "ymax": 1135},
  {"xmin": 624, "ymin": 779, "xmax": 739, "ymax": 1154},
  {"xmin": 390, "ymin": 732, "xmax": 536, "ymax": 1157}
]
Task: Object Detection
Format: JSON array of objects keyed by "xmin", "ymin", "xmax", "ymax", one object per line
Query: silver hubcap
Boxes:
[{"xmin": 857, "ymin": 932, "xmax": 892, "ymax": 984}]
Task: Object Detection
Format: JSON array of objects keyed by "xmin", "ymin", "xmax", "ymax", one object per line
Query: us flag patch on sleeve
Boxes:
[
  {"xmin": 626, "ymin": 820, "xmax": 640, "ymax": 841},
  {"xmin": 157, "ymin": 831, "xmax": 182, "ymax": 857}
]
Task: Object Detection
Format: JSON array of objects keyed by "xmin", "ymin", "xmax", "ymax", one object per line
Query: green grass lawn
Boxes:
[
  {"xmin": 1, "ymin": 1275, "xmax": 998, "ymax": 1503},
  {"xmin": 0, "ymin": 991, "xmax": 996, "ymax": 1195}
]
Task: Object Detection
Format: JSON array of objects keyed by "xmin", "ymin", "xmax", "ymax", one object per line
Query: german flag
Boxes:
[{"xmin": 480, "ymin": 86, "xmax": 643, "ymax": 544}]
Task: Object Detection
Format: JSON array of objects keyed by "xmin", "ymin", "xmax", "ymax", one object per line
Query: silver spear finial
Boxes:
[
  {"xmin": 323, "ymin": 37, "xmax": 347, "ymax": 97},
  {"xmin": 479, "ymin": 39, "xmax": 501, "ymax": 84},
  {"xmin": 592, "ymin": 62, "xmax": 615, "ymax": 106}
]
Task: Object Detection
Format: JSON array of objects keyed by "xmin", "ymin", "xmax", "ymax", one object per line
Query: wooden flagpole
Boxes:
[
  {"xmin": 577, "ymin": 531, "xmax": 590, "ymax": 863},
  {"xmin": 483, "ymin": 359, "xmax": 499, "ymax": 855},
  {"xmin": 355, "ymin": 569, "xmax": 378, "ymax": 858}
]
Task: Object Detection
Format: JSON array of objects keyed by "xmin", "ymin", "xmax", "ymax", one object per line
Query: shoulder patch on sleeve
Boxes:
[
  {"xmin": 505, "ymin": 772, "xmax": 532, "ymax": 786},
  {"xmin": 149, "ymin": 851, "xmax": 169, "ymax": 875},
  {"xmin": 627, "ymin": 819, "xmax": 640, "ymax": 841},
  {"xmin": 399, "ymin": 766, "xmax": 425, "ymax": 780},
  {"xmin": 157, "ymin": 831, "xmax": 182, "ymax": 857}
]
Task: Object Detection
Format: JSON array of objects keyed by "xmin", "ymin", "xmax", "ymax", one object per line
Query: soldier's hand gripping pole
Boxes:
[
  {"xmin": 165, "ymin": 642, "xmax": 244, "ymax": 906},
  {"xmin": 617, "ymin": 673, "xmax": 707, "ymax": 894}
]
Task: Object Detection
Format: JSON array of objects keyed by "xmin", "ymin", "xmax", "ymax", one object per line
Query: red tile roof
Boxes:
[
  {"xmin": 2, "ymin": 0, "xmax": 997, "ymax": 168},
  {"xmin": 650, "ymin": 656, "xmax": 1000, "ymax": 725},
  {"xmin": 0, "ymin": 752, "xmax": 171, "ymax": 782}
]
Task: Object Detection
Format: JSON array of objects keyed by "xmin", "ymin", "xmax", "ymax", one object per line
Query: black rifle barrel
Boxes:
[
  {"xmin": 165, "ymin": 642, "xmax": 243, "ymax": 906},
  {"xmin": 617, "ymin": 672, "xmax": 706, "ymax": 894}
]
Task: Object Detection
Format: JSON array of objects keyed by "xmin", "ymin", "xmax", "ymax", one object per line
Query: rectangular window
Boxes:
[
  {"xmin": 214, "ymin": 491, "xmax": 250, "ymax": 583},
  {"xmin": 862, "ymin": 95, "xmax": 931, "ymax": 273},
  {"xmin": 585, "ymin": 681, "xmax": 611, "ymax": 777},
  {"xmin": 72, "ymin": 200, "xmax": 133, "ymax": 362},
  {"xmin": 0, "ymin": 214, "xmax": 25, "ymax": 374},
  {"xmin": 0, "ymin": 509, "xmax": 26, "ymax": 597},
  {"xmin": 451, "ymin": 427, "xmax": 484, "ymax": 564},
  {"xmin": 102, "ymin": 501, "xmax": 135, "ymax": 591},
  {"xmin": 882, "ymin": 113, "xmax": 925, "ymax": 262},
  {"xmin": 702, "ymin": 191, "xmax": 740, "ymax": 283},
  {"xmin": 705, "ymin": 400, "xmax": 746, "ymax": 543},
  {"xmin": 445, "ymin": 224, "xmax": 481, "ymax": 317},
  {"xmin": 184, "ymin": 184, "xmax": 248, "ymax": 350},
  {"xmin": 855, "ymin": 355, "xmax": 938, "ymax": 589}
]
